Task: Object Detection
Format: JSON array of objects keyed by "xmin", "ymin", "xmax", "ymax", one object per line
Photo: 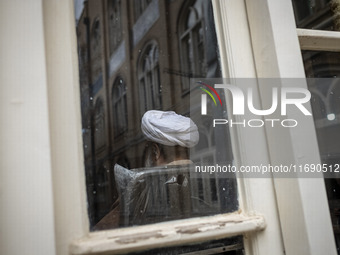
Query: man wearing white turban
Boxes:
[
  {"xmin": 141, "ymin": 110, "xmax": 199, "ymax": 167},
  {"xmin": 94, "ymin": 110, "xmax": 199, "ymax": 230}
]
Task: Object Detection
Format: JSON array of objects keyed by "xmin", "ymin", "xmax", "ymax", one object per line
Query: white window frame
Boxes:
[
  {"xmin": 242, "ymin": 0, "xmax": 338, "ymax": 254},
  {"xmin": 2, "ymin": 0, "xmax": 336, "ymax": 254},
  {"xmin": 45, "ymin": 0, "xmax": 270, "ymax": 254},
  {"xmin": 297, "ymin": 28, "xmax": 340, "ymax": 52}
]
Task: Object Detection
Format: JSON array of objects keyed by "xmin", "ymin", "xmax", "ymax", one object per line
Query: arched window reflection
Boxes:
[
  {"xmin": 112, "ymin": 77, "xmax": 127, "ymax": 136},
  {"xmin": 138, "ymin": 41, "xmax": 162, "ymax": 115},
  {"xmin": 179, "ymin": 0, "xmax": 206, "ymax": 91},
  {"xmin": 292, "ymin": 0, "xmax": 337, "ymax": 30},
  {"xmin": 108, "ymin": 0, "xmax": 122, "ymax": 54}
]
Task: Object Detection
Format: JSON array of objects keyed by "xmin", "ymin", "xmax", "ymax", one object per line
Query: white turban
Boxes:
[{"xmin": 141, "ymin": 110, "xmax": 199, "ymax": 148}]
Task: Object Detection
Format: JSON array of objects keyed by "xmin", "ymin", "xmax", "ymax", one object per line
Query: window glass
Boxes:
[
  {"xmin": 94, "ymin": 99, "xmax": 106, "ymax": 150},
  {"xmin": 112, "ymin": 77, "xmax": 128, "ymax": 135},
  {"xmin": 292, "ymin": 0, "xmax": 340, "ymax": 31},
  {"xmin": 302, "ymin": 50, "xmax": 340, "ymax": 251},
  {"xmin": 134, "ymin": 0, "xmax": 153, "ymax": 21},
  {"xmin": 138, "ymin": 41, "xmax": 161, "ymax": 114},
  {"xmin": 178, "ymin": 0, "xmax": 221, "ymax": 92},
  {"xmin": 76, "ymin": 0, "xmax": 237, "ymax": 237},
  {"xmin": 90, "ymin": 18, "xmax": 102, "ymax": 81},
  {"xmin": 108, "ymin": 0, "xmax": 122, "ymax": 54}
]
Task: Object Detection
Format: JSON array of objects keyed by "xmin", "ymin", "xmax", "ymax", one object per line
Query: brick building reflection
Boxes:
[{"xmin": 76, "ymin": 0, "xmax": 237, "ymax": 227}]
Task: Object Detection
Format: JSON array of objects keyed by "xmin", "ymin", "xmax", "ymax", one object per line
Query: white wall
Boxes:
[{"xmin": 0, "ymin": 0, "xmax": 56, "ymax": 254}]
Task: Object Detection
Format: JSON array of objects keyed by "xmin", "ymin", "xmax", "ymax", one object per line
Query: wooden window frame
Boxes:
[
  {"xmin": 242, "ymin": 0, "xmax": 338, "ymax": 254},
  {"xmin": 297, "ymin": 28, "xmax": 340, "ymax": 52}
]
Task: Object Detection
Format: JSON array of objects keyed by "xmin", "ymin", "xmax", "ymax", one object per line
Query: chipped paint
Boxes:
[
  {"xmin": 116, "ymin": 231, "xmax": 164, "ymax": 244},
  {"xmin": 70, "ymin": 213, "xmax": 266, "ymax": 254}
]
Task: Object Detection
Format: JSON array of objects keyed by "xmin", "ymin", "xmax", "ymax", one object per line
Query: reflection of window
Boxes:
[
  {"xmin": 134, "ymin": 0, "xmax": 152, "ymax": 20},
  {"xmin": 76, "ymin": 0, "xmax": 238, "ymax": 251},
  {"xmin": 94, "ymin": 98, "xmax": 106, "ymax": 150},
  {"xmin": 292, "ymin": 0, "xmax": 338, "ymax": 31},
  {"xmin": 296, "ymin": 7, "xmax": 340, "ymax": 245},
  {"xmin": 108, "ymin": 0, "xmax": 122, "ymax": 54},
  {"xmin": 112, "ymin": 77, "xmax": 127, "ymax": 136},
  {"xmin": 138, "ymin": 41, "xmax": 162, "ymax": 115},
  {"xmin": 91, "ymin": 18, "xmax": 102, "ymax": 82},
  {"xmin": 179, "ymin": 0, "xmax": 206, "ymax": 91},
  {"xmin": 303, "ymin": 51, "xmax": 340, "ymax": 124}
]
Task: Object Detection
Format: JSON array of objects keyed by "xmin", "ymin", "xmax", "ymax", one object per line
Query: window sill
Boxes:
[{"xmin": 70, "ymin": 212, "xmax": 265, "ymax": 254}]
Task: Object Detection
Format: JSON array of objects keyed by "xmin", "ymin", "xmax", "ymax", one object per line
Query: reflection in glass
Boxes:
[
  {"xmin": 303, "ymin": 50, "xmax": 340, "ymax": 251},
  {"xmin": 292, "ymin": 0, "xmax": 340, "ymax": 31},
  {"xmin": 90, "ymin": 18, "xmax": 102, "ymax": 81},
  {"xmin": 94, "ymin": 99, "xmax": 106, "ymax": 150},
  {"xmin": 138, "ymin": 41, "xmax": 161, "ymax": 115},
  {"xmin": 76, "ymin": 0, "xmax": 237, "ymax": 238},
  {"xmin": 134, "ymin": 0, "xmax": 153, "ymax": 21},
  {"xmin": 108, "ymin": 0, "xmax": 122, "ymax": 54},
  {"xmin": 112, "ymin": 78, "xmax": 127, "ymax": 136},
  {"xmin": 179, "ymin": 0, "xmax": 207, "ymax": 91}
]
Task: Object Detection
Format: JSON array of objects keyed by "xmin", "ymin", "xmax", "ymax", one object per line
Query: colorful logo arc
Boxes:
[{"xmin": 197, "ymin": 81, "xmax": 223, "ymax": 106}]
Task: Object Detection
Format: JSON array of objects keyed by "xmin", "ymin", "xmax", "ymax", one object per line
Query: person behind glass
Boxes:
[
  {"xmin": 141, "ymin": 110, "xmax": 199, "ymax": 167},
  {"xmin": 94, "ymin": 110, "xmax": 199, "ymax": 230}
]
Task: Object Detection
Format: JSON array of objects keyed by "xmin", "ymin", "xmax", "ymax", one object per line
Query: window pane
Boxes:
[
  {"xmin": 292, "ymin": 0, "xmax": 340, "ymax": 31},
  {"xmin": 75, "ymin": 0, "xmax": 237, "ymax": 235},
  {"xmin": 302, "ymin": 50, "xmax": 340, "ymax": 251},
  {"xmin": 108, "ymin": 0, "xmax": 122, "ymax": 54},
  {"xmin": 112, "ymin": 78, "xmax": 127, "ymax": 135}
]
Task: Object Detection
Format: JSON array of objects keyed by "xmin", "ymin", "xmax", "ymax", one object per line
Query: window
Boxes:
[
  {"xmin": 27, "ymin": 0, "xmax": 337, "ymax": 254},
  {"xmin": 107, "ymin": 0, "xmax": 122, "ymax": 54},
  {"xmin": 74, "ymin": 0, "xmax": 249, "ymax": 253},
  {"xmin": 292, "ymin": 0, "xmax": 338, "ymax": 30},
  {"xmin": 138, "ymin": 41, "xmax": 161, "ymax": 115},
  {"xmin": 112, "ymin": 77, "xmax": 127, "ymax": 136},
  {"xmin": 178, "ymin": 0, "xmax": 221, "ymax": 92},
  {"xmin": 302, "ymin": 50, "xmax": 340, "ymax": 251},
  {"xmin": 292, "ymin": 0, "xmax": 340, "ymax": 252},
  {"xmin": 134, "ymin": 0, "xmax": 152, "ymax": 21},
  {"xmin": 179, "ymin": 0, "xmax": 206, "ymax": 91}
]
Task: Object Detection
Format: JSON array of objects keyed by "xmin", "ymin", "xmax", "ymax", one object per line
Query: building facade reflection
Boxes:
[{"xmin": 76, "ymin": 0, "xmax": 234, "ymax": 228}]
